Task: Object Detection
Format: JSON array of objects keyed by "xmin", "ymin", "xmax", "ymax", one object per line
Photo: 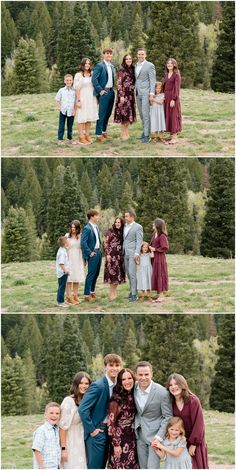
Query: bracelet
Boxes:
[
  {"xmin": 61, "ymin": 447, "xmax": 66, "ymax": 451},
  {"xmin": 77, "ymin": 99, "xmax": 81, "ymax": 102}
]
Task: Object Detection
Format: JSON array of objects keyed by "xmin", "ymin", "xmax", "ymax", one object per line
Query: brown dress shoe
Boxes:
[
  {"xmin": 96, "ymin": 135, "xmax": 106, "ymax": 142},
  {"xmin": 102, "ymin": 133, "xmax": 109, "ymax": 139},
  {"xmin": 90, "ymin": 292, "xmax": 96, "ymax": 299},
  {"xmin": 84, "ymin": 295, "xmax": 94, "ymax": 302}
]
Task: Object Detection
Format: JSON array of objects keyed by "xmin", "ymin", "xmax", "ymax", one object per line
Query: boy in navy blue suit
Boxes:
[
  {"xmin": 81, "ymin": 209, "xmax": 102, "ymax": 302},
  {"xmin": 79, "ymin": 353, "xmax": 122, "ymax": 469},
  {"xmin": 92, "ymin": 48, "xmax": 115, "ymax": 142}
]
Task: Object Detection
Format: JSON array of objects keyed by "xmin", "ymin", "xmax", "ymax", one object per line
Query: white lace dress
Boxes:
[
  {"xmin": 59, "ymin": 396, "xmax": 87, "ymax": 469},
  {"xmin": 74, "ymin": 72, "xmax": 98, "ymax": 123},
  {"xmin": 65, "ymin": 235, "xmax": 85, "ymax": 283}
]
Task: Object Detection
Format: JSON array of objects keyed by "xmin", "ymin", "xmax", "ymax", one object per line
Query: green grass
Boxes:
[
  {"xmin": 1, "ymin": 254, "xmax": 234, "ymax": 313},
  {"xmin": 1, "ymin": 88, "xmax": 234, "ymax": 156},
  {"xmin": 1, "ymin": 410, "xmax": 234, "ymax": 468}
]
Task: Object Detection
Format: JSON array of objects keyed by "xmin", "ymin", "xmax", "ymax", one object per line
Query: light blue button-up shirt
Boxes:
[
  {"xmin": 32, "ymin": 421, "xmax": 61, "ymax": 469},
  {"xmin": 55, "ymin": 86, "xmax": 76, "ymax": 116}
]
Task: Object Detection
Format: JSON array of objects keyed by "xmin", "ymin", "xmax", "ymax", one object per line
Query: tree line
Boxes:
[
  {"xmin": 1, "ymin": 313, "xmax": 234, "ymax": 416},
  {"xmin": 1, "ymin": 158, "xmax": 234, "ymax": 261},
  {"xmin": 1, "ymin": 1, "xmax": 235, "ymax": 94}
]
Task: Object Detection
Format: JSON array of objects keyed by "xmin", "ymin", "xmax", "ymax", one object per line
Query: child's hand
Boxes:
[
  {"xmin": 61, "ymin": 449, "xmax": 68, "ymax": 462},
  {"xmin": 151, "ymin": 438, "xmax": 163, "ymax": 449},
  {"xmin": 114, "ymin": 445, "xmax": 122, "ymax": 459},
  {"xmin": 170, "ymin": 99, "xmax": 175, "ymax": 108},
  {"xmin": 120, "ymin": 96, "xmax": 125, "ymax": 105},
  {"xmin": 106, "ymin": 255, "xmax": 111, "ymax": 263},
  {"xmin": 149, "ymin": 246, "xmax": 155, "ymax": 252}
]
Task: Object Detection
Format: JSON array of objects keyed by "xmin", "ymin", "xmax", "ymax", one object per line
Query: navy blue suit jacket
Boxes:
[
  {"xmin": 81, "ymin": 223, "xmax": 101, "ymax": 260},
  {"xmin": 79, "ymin": 376, "xmax": 110, "ymax": 440},
  {"xmin": 92, "ymin": 61, "xmax": 115, "ymax": 97}
]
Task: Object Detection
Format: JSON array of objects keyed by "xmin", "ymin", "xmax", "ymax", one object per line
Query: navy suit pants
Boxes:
[
  {"xmin": 85, "ymin": 428, "xmax": 108, "ymax": 469},
  {"xmin": 95, "ymin": 89, "xmax": 115, "ymax": 136},
  {"xmin": 84, "ymin": 250, "xmax": 102, "ymax": 296}
]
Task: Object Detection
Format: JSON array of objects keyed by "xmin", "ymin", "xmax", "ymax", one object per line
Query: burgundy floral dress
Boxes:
[
  {"xmin": 108, "ymin": 392, "xmax": 139, "ymax": 469},
  {"xmin": 163, "ymin": 72, "xmax": 182, "ymax": 133},
  {"xmin": 114, "ymin": 66, "xmax": 136, "ymax": 124},
  {"xmin": 150, "ymin": 233, "xmax": 169, "ymax": 293},
  {"xmin": 103, "ymin": 228, "xmax": 126, "ymax": 285}
]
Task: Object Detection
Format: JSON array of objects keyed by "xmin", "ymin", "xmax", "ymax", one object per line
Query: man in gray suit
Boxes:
[
  {"xmin": 123, "ymin": 210, "xmax": 143, "ymax": 302},
  {"xmin": 135, "ymin": 48, "xmax": 156, "ymax": 143},
  {"xmin": 134, "ymin": 361, "xmax": 173, "ymax": 469}
]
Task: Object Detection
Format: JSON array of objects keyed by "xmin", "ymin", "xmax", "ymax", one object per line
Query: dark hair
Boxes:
[
  {"xmin": 80, "ymin": 57, "xmax": 92, "ymax": 76},
  {"xmin": 112, "ymin": 368, "xmax": 135, "ymax": 401},
  {"xmin": 58, "ymin": 236, "xmax": 67, "ymax": 247},
  {"xmin": 87, "ymin": 209, "xmax": 99, "ymax": 220},
  {"xmin": 103, "ymin": 48, "xmax": 113, "ymax": 54},
  {"xmin": 135, "ymin": 361, "xmax": 153, "ymax": 372},
  {"xmin": 121, "ymin": 54, "xmax": 134, "ymax": 70},
  {"xmin": 166, "ymin": 373, "xmax": 192, "ymax": 403},
  {"xmin": 153, "ymin": 218, "xmax": 168, "ymax": 236},
  {"xmin": 112, "ymin": 217, "xmax": 124, "ymax": 233},
  {"xmin": 125, "ymin": 210, "xmax": 136, "ymax": 219},
  {"xmin": 104, "ymin": 353, "xmax": 122, "ymax": 366},
  {"xmin": 69, "ymin": 220, "xmax": 81, "ymax": 237},
  {"xmin": 165, "ymin": 57, "xmax": 180, "ymax": 75},
  {"xmin": 137, "ymin": 48, "xmax": 146, "ymax": 53},
  {"xmin": 70, "ymin": 371, "xmax": 91, "ymax": 404}
]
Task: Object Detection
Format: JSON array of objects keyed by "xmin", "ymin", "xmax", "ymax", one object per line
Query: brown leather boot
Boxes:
[
  {"xmin": 67, "ymin": 295, "xmax": 77, "ymax": 305},
  {"xmin": 73, "ymin": 295, "xmax": 81, "ymax": 304}
]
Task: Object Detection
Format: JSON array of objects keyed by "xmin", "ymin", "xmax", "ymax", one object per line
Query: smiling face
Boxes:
[
  {"xmin": 121, "ymin": 370, "xmax": 134, "ymax": 391},
  {"xmin": 84, "ymin": 60, "xmax": 91, "ymax": 71},
  {"xmin": 103, "ymin": 51, "xmax": 113, "ymax": 62},
  {"xmin": 45, "ymin": 406, "xmax": 60, "ymax": 425},
  {"xmin": 136, "ymin": 365, "xmax": 152, "ymax": 390},
  {"xmin": 114, "ymin": 218, "xmax": 122, "ymax": 229},
  {"xmin": 90, "ymin": 213, "xmax": 99, "ymax": 224},
  {"xmin": 168, "ymin": 424, "xmax": 181, "ymax": 440},
  {"xmin": 105, "ymin": 362, "xmax": 121, "ymax": 382},
  {"xmin": 124, "ymin": 212, "xmax": 134, "ymax": 224},
  {"xmin": 167, "ymin": 60, "xmax": 174, "ymax": 72},
  {"xmin": 78, "ymin": 376, "xmax": 90, "ymax": 395},
  {"xmin": 168, "ymin": 379, "xmax": 182, "ymax": 397},
  {"xmin": 64, "ymin": 76, "xmax": 73, "ymax": 87},
  {"xmin": 125, "ymin": 55, "xmax": 133, "ymax": 67},
  {"xmin": 137, "ymin": 49, "xmax": 146, "ymax": 63}
]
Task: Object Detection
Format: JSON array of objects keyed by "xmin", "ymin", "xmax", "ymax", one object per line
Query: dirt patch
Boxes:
[{"xmin": 209, "ymin": 462, "xmax": 234, "ymax": 469}]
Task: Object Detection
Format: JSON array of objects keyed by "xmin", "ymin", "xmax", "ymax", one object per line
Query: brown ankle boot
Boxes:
[
  {"xmin": 73, "ymin": 295, "xmax": 81, "ymax": 304},
  {"xmin": 67, "ymin": 295, "xmax": 77, "ymax": 305}
]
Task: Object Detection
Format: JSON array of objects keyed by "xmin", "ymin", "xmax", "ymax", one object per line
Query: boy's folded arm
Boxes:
[{"xmin": 33, "ymin": 449, "xmax": 45, "ymax": 469}]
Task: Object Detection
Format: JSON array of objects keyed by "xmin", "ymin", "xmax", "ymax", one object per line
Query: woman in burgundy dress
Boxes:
[
  {"xmin": 104, "ymin": 217, "xmax": 125, "ymax": 300},
  {"xmin": 149, "ymin": 218, "xmax": 169, "ymax": 303},
  {"xmin": 108, "ymin": 368, "xmax": 139, "ymax": 469},
  {"xmin": 163, "ymin": 57, "xmax": 182, "ymax": 145},
  {"xmin": 167, "ymin": 373, "xmax": 209, "ymax": 469},
  {"xmin": 114, "ymin": 54, "xmax": 136, "ymax": 141}
]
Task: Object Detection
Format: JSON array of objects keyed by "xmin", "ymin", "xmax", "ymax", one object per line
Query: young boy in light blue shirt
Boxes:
[
  {"xmin": 55, "ymin": 74, "xmax": 76, "ymax": 145},
  {"xmin": 56, "ymin": 236, "xmax": 69, "ymax": 307},
  {"xmin": 32, "ymin": 402, "xmax": 61, "ymax": 469}
]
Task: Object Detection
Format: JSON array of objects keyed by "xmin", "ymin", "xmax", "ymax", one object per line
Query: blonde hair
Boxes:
[
  {"xmin": 155, "ymin": 81, "xmax": 163, "ymax": 93},
  {"xmin": 45, "ymin": 402, "xmax": 60, "ymax": 413},
  {"xmin": 166, "ymin": 417, "xmax": 185, "ymax": 439}
]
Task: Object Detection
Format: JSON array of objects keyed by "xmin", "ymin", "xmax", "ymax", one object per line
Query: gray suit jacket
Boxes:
[
  {"xmin": 123, "ymin": 222, "xmax": 143, "ymax": 256},
  {"xmin": 135, "ymin": 60, "xmax": 156, "ymax": 96},
  {"xmin": 134, "ymin": 381, "xmax": 173, "ymax": 444}
]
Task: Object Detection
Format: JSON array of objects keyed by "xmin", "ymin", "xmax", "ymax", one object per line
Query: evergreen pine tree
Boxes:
[
  {"xmin": 28, "ymin": 1, "xmax": 52, "ymax": 65},
  {"xmin": 35, "ymin": 33, "xmax": 49, "ymax": 92},
  {"xmin": 44, "ymin": 316, "xmax": 63, "ymax": 400},
  {"xmin": 16, "ymin": 6, "xmax": 31, "ymax": 38},
  {"xmin": 82, "ymin": 318, "xmax": 95, "ymax": 353},
  {"xmin": 90, "ymin": 2, "xmax": 103, "ymax": 40},
  {"xmin": 100, "ymin": 315, "xmax": 117, "ymax": 355},
  {"xmin": 2, "ymin": 354, "xmax": 27, "ymax": 415},
  {"xmin": 211, "ymin": 2, "xmax": 235, "ymax": 92},
  {"xmin": 1, "ymin": 188, "xmax": 9, "ymax": 221},
  {"xmin": 123, "ymin": 328, "xmax": 140, "ymax": 370},
  {"xmin": 210, "ymin": 315, "xmax": 235, "ymax": 413},
  {"xmin": 53, "ymin": 316, "xmax": 87, "ymax": 403},
  {"xmin": 109, "ymin": 2, "xmax": 124, "ymax": 41},
  {"xmin": 25, "ymin": 202, "xmax": 39, "ymax": 261},
  {"xmin": 142, "ymin": 315, "xmax": 202, "ymax": 396},
  {"xmin": 12, "ymin": 37, "xmax": 47, "ymax": 94},
  {"xmin": 200, "ymin": 159, "xmax": 235, "ymax": 258},
  {"xmin": 23, "ymin": 349, "xmax": 38, "ymax": 414},
  {"xmin": 18, "ymin": 316, "xmax": 43, "ymax": 374},
  {"xmin": 137, "ymin": 159, "xmax": 192, "ymax": 253},
  {"xmin": 1, "ymin": 336, "xmax": 8, "ymax": 358},
  {"xmin": 147, "ymin": 2, "xmax": 201, "ymax": 87},
  {"xmin": 80, "ymin": 170, "xmax": 93, "ymax": 208},
  {"xmin": 56, "ymin": 2, "xmax": 74, "ymax": 78},
  {"xmin": 58, "ymin": 165, "xmax": 88, "ymax": 231},
  {"xmin": 1, "ymin": 3, "xmax": 17, "ymax": 66},
  {"xmin": 120, "ymin": 182, "xmax": 137, "ymax": 212},
  {"xmin": 2, "ymin": 207, "xmax": 33, "ymax": 262},
  {"xmin": 19, "ymin": 161, "xmax": 42, "ymax": 215},
  {"xmin": 47, "ymin": 164, "xmax": 66, "ymax": 250},
  {"xmin": 98, "ymin": 164, "xmax": 113, "ymax": 209},
  {"xmin": 5, "ymin": 325, "xmax": 21, "ymax": 356},
  {"xmin": 130, "ymin": 13, "xmax": 148, "ymax": 57},
  {"xmin": 62, "ymin": 2, "xmax": 100, "ymax": 76}
]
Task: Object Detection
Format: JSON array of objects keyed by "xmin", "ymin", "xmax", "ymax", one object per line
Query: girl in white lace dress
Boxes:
[
  {"xmin": 65, "ymin": 220, "xmax": 85, "ymax": 305},
  {"xmin": 59, "ymin": 371, "xmax": 91, "ymax": 469},
  {"xmin": 74, "ymin": 58, "xmax": 98, "ymax": 145}
]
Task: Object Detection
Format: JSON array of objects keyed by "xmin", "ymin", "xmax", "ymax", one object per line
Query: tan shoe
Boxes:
[
  {"xmin": 79, "ymin": 137, "xmax": 88, "ymax": 145},
  {"xmin": 90, "ymin": 292, "xmax": 97, "ymax": 299},
  {"xmin": 85, "ymin": 135, "xmax": 92, "ymax": 144},
  {"xmin": 96, "ymin": 135, "xmax": 106, "ymax": 142},
  {"xmin": 102, "ymin": 132, "xmax": 109, "ymax": 139},
  {"xmin": 73, "ymin": 295, "xmax": 81, "ymax": 304},
  {"xmin": 67, "ymin": 296, "xmax": 77, "ymax": 305},
  {"xmin": 84, "ymin": 295, "xmax": 94, "ymax": 302}
]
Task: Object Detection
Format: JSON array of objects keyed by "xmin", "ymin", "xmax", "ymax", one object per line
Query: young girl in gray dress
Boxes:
[
  {"xmin": 150, "ymin": 81, "xmax": 166, "ymax": 142},
  {"xmin": 137, "ymin": 242, "xmax": 153, "ymax": 301},
  {"xmin": 152, "ymin": 417, "xmax": 192, "ymax": 469}
]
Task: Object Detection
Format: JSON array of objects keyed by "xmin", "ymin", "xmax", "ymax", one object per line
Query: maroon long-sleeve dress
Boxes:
[
  {"xmin": 103, "ymin": 228, "xmax": 126, "ymax": 285},
  {"xmin": 114, "ymin": 66, "xmax": 136, "ymax": 124},
  {"xmin": 173, "ymin": 394, "xmax": 209, "ymax": 469},
  {"xmin": 163, "ymin": 72, "xmax": 182, "ymax": 133},
  {"xmin": 150, "ymin": 233, "xmax": 169, "ymax": 293},
  {"xmin": 108, "ymin": 391, "xmax": 139, "ymax": 469}
]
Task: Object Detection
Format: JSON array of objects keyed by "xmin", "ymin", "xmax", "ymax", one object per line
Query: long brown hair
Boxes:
[
  {"xmin": 112, "ymin": 368, "xmax": 135, "ymax": 402},
  {"xmin": 70, "ymin": 371, "xmax": 91, "ymax": 404},
  {"xmin": 165, "ymin": 57, "xmax": 180, "ymax": 75},
  {"xmin": 166, "ymin": 373, "xmax": 192, "ymax": 403},
  {"xmin": 80, "ymin": 57, "xmax": 92, "ymax": 76},
  {"xmin": 69, "ymin": 220, "xmax": 81, "ymax": 237},
  {"xmin": 153, "ymin": 218, "xmax": 168, "ymax": 236}
]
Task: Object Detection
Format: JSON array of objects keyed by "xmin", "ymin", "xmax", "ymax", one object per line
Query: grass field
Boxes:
[
  {"xmin": 1, "ymin": 410, "xmax": 235, "ymax": 469},
  {"xmin": 1, "ymin": 88, "xmax": 235, "ymax": 156},
  {"xmin": 2, "ymin": 255, "xmax": 234, "ymax": 313}
]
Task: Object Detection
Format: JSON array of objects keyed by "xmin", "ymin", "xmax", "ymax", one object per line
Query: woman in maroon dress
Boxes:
[
  {"xmin": 167, "ymin": 373, "xmax": 209, "ymax": 469},
  {"xmin": 114, "ymin": 54, "xmax": 136, "ymax": 141},
  {"xmin": 104, "ymin": 217, "xmax": 125, "ymax": 300},
  {"xmin": 163, "ymin": 58, "xmax": 182, "ymax": 144},
  {"xmin": 108, "ymin": 368, "xmax": 139, "ymax": 469},
  {"xmin": 149, "ymin": 218, "xmax": 169, "ymax": 302}
]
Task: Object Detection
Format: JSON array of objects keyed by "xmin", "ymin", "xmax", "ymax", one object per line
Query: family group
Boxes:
[
  {"xmin": 55, "ymin": 47, "xmax": 182, "ymax": 146},
  {"xmin": 32, "ymin": 355, "xmax": 208, "ymax": 469},
  {"xmin": 56, "ymin": 209, "xmax": 169, "ymax": 307}
]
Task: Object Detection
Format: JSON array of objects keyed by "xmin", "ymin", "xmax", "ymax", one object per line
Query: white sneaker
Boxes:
[{"xmin": 57, "ymin": 302, "xmax": 69, "ymax": 307}]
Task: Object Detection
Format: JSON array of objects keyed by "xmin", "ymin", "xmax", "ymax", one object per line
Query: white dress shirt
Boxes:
[
  {"xmin": 104, "ymin": 60, "xmax": 113, "ymax": 88},
  {"xmin": 136, "ymin": 59, "xmax": 146, "ymax": 77},
  {"xmin": 135, "ymin": 380, "xmax": 153, "ymax": 411},
  {"xmin": 124, "ymin": 221, "xmax": 135, "ymax": 238},
  {"xmin": 89, "ymin": 222, "xmax": 100, "ymax": 249}
]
